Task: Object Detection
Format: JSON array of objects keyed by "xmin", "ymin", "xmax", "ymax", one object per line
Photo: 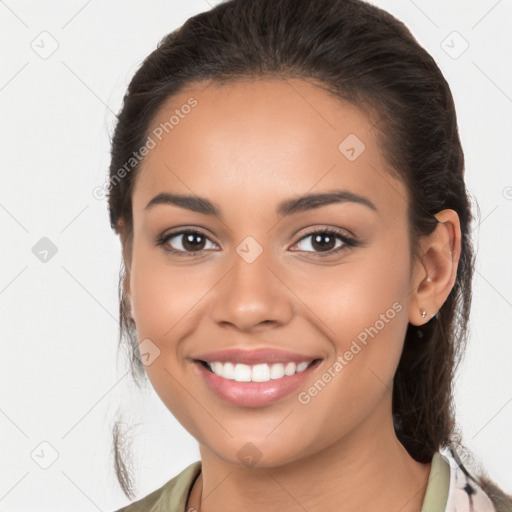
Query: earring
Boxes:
[{"xmin": 421, "ymin": 309, "xmax": 427, "ymax": 319}]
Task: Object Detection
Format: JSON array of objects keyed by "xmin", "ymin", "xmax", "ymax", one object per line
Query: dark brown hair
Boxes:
[{"xmin": 106, "ymin": 0, "xmax": 511, "ymax": 508}]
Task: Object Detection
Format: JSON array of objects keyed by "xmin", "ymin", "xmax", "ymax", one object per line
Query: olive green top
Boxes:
[
  {"xmin": 114, "ymin": 451, "xmax": 451, "ymax": 512},
  {"xmin": 421, "ymin": 452, "xmax": 451, "ymax": 512}
]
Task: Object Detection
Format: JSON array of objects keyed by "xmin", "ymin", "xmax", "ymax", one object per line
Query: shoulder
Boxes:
[
  {"xmin": 441, "ymin": 448, "xmax": 512, "ymax": 512},
  {"xmin": 478, "ymin": 476, "xmax": 512, "ymax": 512},
  {"xmin": 112, "ymin": 460, "xmax": 202, "ymax": 512}
]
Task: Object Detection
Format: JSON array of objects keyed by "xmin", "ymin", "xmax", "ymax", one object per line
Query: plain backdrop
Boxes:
[{"xmin": 0, "ymin": 0, "xmax": 511, "ymax": 510}]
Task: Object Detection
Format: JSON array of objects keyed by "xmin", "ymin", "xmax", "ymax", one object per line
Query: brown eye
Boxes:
[
  {"xmin": 156, "ymin": 229, "xmax": 217, "ymax": 256},
  {"xmin": 180, "ymin": 232, "xmax": 207, "ymax": 251},
  {"xmin": 291, "ymin": 228, "xmax": 357, "ymax": 257},
  {"xmin": 311, "ymin": 232, "xmax": 338, "ymax": 252}
]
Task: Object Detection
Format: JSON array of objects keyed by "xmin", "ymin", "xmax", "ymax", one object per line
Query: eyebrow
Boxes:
[{"xmin": 144, "ymin": 189, "xmax": 377, "ymax": 218}]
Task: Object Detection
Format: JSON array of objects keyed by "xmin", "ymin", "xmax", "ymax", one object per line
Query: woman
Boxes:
[{"xmin": 107, "ymin": 0, "xmax": 512, "ymax": 510}]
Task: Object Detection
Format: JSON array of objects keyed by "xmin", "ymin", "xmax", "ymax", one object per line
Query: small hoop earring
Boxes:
[{"xmin": 421, "ymin": 309, "xmax": 427, "ymax": 319}]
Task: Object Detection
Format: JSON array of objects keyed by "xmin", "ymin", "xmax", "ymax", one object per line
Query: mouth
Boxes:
[{"xmin": 193, "ymin": 351, "xmax": 322, "ymax": 408}]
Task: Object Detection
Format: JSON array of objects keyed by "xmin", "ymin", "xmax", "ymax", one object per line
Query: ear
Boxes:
[
  {"xmin": 123, "ymin": 269, "xmax": 131, "ymax": 301},
  {"xmin": 408, "ymin": 209, "xmax": 462, "ymax": 326},
  {"xmin": 122, "ymin": 270, "xmax": 135, "ymax": 323},
  {"xmin": 117, "ymin": 217, "xmax": 134, "ymax": 321}
]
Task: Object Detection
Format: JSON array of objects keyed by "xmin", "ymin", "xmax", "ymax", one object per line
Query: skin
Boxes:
[{"xmin": 121, "ymin": 77, "xmax": 461, "ymax": 512}]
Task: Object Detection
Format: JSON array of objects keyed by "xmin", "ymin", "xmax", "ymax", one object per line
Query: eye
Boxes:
[
  {"xmin": 155, "ymin": 229, "xmax": 218, "ymax": 257},
  {"xmin": 290, "ymin": 228, "xmax": 357, "ymax": 257},
  {"xmin": 155, "ymin": 227, "xmax": 357, "ymax": 258}
]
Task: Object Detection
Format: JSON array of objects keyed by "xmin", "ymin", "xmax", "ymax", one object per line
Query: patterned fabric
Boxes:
[{"xmin": 441, "ymin": 447, "xmax": 496, "ymax": 512}]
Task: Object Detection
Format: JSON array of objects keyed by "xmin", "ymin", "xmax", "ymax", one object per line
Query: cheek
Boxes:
[
  {"xmin": 128, "ymin": 247, "xmax": 207, "ymax": 434},
  {"xmin": 285, "ymin": 256, "xmax": 410, "ymax": 448},
  {"xmin": 291, "ymin": 235, "xmax": 412, "ymax": 395},
  {"xmin": 129, "ymin": 244, "xmax": 206, "ymax": 340},
  {"xmin": 294, "ymin": 241, "xmax": 410, "ymax": 346}
]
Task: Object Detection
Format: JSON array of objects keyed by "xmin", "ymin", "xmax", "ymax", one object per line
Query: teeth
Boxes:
[
  {"xmin": 206, "ymin": 360, "xmax": 314, "ymax": 382},
  {"xmin": 269, "ymin": 363, "xmax": 285, "ymax": 379},
  {"xmin": 251, "ymin": 363, "xmax": 270, "ymax": 382},
  {"xmin": 234, "ymin": 363, "xmax": 252, "ymax": 382},
  {"xmin": 284, "ymin": 362, "xmax": 296, "ymax": 376},
  {"xmin": 296, "ymin": 361, "xmax": 309, "ymax": 372}
]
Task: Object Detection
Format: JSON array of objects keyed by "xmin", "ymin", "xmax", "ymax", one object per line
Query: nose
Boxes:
[{"xmin": 209, "ymin": 245, "xmax": 294, "ymax": 332}]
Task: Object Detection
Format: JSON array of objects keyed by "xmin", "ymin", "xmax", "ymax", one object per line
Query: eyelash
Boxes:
[{"xmin": 155, "ymin": 227, "xmax": 358, "ymax": 258}]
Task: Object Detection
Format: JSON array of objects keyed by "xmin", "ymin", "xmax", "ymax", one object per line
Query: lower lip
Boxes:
[{"xmin": 194, "ymin": 360, "xmax": 321, "ymax": 408}]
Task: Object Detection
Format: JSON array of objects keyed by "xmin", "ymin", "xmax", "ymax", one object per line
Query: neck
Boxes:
[{"xmin": 187, "ymin": 411, "xmax": 431, "ymax": 512}]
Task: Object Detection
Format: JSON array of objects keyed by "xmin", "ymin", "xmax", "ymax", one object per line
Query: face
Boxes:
[{"xmin": 125, "ymin": 78, "xmax": 419, "ymax": 467}]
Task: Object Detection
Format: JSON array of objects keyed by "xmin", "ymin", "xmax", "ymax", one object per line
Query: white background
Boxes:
[{"xmin": 1, "ymin": 0, "xmax": 511, "ymax": 510}]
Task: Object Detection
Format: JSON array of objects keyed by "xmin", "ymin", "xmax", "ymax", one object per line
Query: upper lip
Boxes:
[{"xmin": 193, "ymin": 348, "xmax": 321, "ymax": 365}]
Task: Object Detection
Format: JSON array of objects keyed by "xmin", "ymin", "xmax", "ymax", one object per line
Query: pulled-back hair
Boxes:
[{"xmin": 106, "ymin": 0, "xmax": 511, "ymax": 508}]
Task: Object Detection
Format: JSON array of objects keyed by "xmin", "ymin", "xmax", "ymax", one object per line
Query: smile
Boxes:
[
  {"xmin": 202, "ymin": 360, "xmax": 315, "ymax": 382},
  {"xmin": 193, "ymin": 357, "xmax": 322, "ymax": 408}
]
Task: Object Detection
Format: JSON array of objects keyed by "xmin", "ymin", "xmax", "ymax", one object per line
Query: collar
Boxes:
[{"xmin": 441, "ymin": 447, "xmax": 496, "ymax": 511}]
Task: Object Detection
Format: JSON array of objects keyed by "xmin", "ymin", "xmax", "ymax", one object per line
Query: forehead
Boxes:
[{"xmin": 131, "ymin": 78, "xmax": 408, "ymax": 220}]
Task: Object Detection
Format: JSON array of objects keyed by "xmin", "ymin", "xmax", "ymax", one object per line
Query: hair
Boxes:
[{"xmin": 106, "ymin": 0, "xmax": 512, "ymax": 508}]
